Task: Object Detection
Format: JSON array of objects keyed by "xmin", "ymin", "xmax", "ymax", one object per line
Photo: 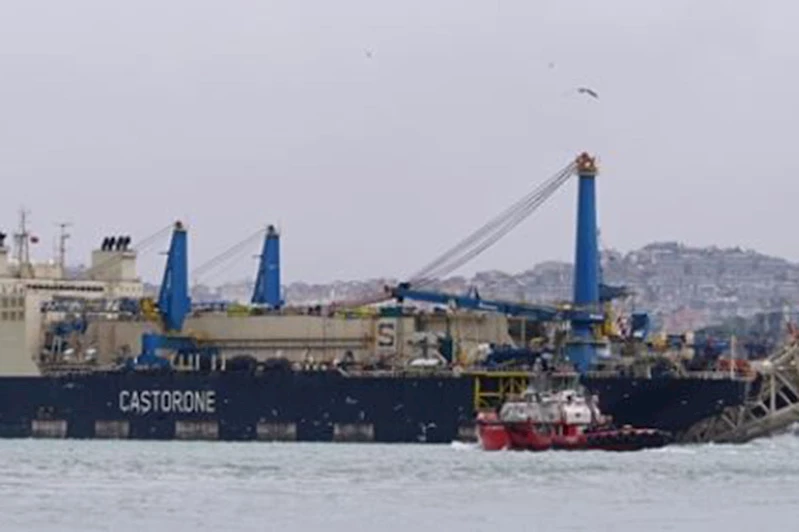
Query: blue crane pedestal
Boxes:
[{"xmin": 567, "ymin": 153, "xmax": 600, "ymax": 373}]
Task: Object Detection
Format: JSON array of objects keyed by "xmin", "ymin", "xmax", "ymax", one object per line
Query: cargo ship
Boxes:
[
  {"xmin": 0, "ymin": 231, "xmax": 752, "ymax": 443},
  {"xmin": 0, "ymin": 154, "xmax": 756, "ymax": 443}
]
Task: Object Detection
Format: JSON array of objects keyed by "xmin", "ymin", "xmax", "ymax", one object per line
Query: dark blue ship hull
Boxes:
[
  {"xmin": 580, "ymin": 374, "xmax": 751, "ymax": 437},
  {"xmin": 0, "ymin": 370, "xmax": 474, "ymax": 443},
  {"xmin": 0, "ymin": 369, "xmax": 750, "ymax": 442}
]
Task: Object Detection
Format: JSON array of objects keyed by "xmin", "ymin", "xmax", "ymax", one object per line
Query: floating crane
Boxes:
[{"xmin": 383, "ymin": 152, "xmax": 614, "ymax": 373}]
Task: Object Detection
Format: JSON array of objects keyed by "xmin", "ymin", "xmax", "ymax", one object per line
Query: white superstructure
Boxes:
[
  {"xmin": 0, "ymin": 213, "xmax": 144, "ymax": 376},
  {"xmin": 499, "ymin": 387, "xmax": 605, "ymax": 427},
  {"xmin": 0, "ymin": 213, "xmax": 518, "ymax": 377}
]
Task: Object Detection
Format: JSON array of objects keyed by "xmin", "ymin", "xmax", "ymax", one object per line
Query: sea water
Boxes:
[{"xmin": 1, "ymin": 435, "xmax": 797, "ymax": 531}]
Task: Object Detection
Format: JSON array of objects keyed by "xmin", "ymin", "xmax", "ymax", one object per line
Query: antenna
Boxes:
[{"xmin": 56, "ymin": 222, "xmax": 72, "ymax": 271}]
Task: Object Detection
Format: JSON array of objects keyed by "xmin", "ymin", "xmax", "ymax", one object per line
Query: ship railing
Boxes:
[
  {"xmin": 583, "ymin": 369, "xmax": 753, "ymax": 381},
  {"xmin": 336, "ymin": 367, "xmax": 465, "ymax": 378},
  {"xmin": 39, "ymin": 362, "xmax": 114, "ymax": 376}
]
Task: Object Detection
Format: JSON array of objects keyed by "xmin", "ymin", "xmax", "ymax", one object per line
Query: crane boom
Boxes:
[{"xmin": 388, "ymin": 283, "xmax": 604, "ymax": 324}]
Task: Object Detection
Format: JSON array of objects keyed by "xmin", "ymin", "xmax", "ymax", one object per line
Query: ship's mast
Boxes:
[
  {"xmin": 57, "ymin": 222, "xmax": 72, "ymax": 273},
  {"xmin": 13, "ymin": 208, "xmax": 32, "ymax": 278}
]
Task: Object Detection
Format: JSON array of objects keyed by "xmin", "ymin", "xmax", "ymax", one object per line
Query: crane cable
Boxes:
[
  {"xmin": 335, "ymin": 158, "xmax": 578, "ymax": 308},
  {"xmin": 412, "ymin": 164, "xmax": 574, "ymax": 284},
  {"xmin": 191, "ymin": 227, "xmax": 267, "ymax": 282},
  {"xmin": 409, "ymin": 160, "xmax": 577, "ymax": 286},
  {"xmin": 84, "ymin": 223, "xmax": 175, "ymax": 278}
]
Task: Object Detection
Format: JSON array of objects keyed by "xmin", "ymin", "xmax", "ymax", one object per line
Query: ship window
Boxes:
[
  {"xmin": 1, "ymin": 311, "xmax": 7, "ymax": 321},
  {"xmin": 1, "ymin": 298, "xmax": 7, "ymax": 309}
]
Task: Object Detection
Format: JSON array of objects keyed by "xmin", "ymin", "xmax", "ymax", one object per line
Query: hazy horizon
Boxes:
[
  {"xmin": 51, "ymin": 237, "xmax": 792, "ymax": 288},
  {"xmin": 2, "ymin": 1, "xmax": 795, "ymax": 284}
]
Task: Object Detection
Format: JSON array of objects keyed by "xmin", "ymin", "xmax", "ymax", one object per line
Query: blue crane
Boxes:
[
  {"xmin": 188, "ymin": 225, "xmax": 278, "ymax": 313},
  {"xmin": 251, "ymin": 225, "xmax": 283, "ymax": 309},
  {"xmin": 388, "ymin": 282, "xmax": 605, "ymax": 324},
  {"xmin": 157, "ymin": 221, "xmax": 191, "ymax": 332},
  {"xmin": 387, "ymin": 282, "xmax": 607, "ymax": 370},
  {"xmin": 128, "ymin": 221, "xmax": 213, "ymax": 369},
  {"xmin": 382, "ymin": 153, "xmax": 638, "ymax": 373}
]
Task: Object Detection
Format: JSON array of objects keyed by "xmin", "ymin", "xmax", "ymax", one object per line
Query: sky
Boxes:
[{"xmin": 0, "ymin": 0, "xmax": 797, "ymax": 284}]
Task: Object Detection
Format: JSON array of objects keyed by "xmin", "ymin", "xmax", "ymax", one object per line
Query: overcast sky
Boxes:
[{"xmin": 0, "ymin": 1, "xmax": 796, "ymax": 284}]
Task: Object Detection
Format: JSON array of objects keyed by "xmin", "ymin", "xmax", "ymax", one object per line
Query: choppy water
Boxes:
[{"xmin": 1, "ymin": 435, "xmax": 798, "ymax": 531}]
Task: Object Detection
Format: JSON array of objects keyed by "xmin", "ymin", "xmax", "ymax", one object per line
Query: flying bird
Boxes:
[
  {"xmin": 576, "ymin": 87, "xmax": 599, "ymax": 99},
  {"xmin": 364, "ymin": 49, "xmax": 373, "ymax": 59}
]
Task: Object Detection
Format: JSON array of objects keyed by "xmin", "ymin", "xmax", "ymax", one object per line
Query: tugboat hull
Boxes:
[
  {"xmin": 475, "ymin": 386, "xmax": 673, "ymax": 452},
  {"xmin": 476, "ymin": 421, "xmax": 671, "ymax": 452}
]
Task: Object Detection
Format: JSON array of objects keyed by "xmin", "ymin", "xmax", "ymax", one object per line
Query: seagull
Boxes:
[
  {"xmin": 577, "ymin": 87, "xmax": 599, "ymax": 99},
  {"xmin": 364, "ymin": 49, "xmax": 373, "ymax": 59}
]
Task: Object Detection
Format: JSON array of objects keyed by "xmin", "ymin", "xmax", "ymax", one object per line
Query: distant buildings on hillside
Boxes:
[{"xmin": 181, "ymin": 242, "xmax": 799, "ymax": 333}]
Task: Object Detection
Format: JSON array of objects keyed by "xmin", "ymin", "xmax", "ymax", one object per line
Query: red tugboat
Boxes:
[{"xmin": 476, "ymin": 387, "xmax": 672, "ymax": 451}]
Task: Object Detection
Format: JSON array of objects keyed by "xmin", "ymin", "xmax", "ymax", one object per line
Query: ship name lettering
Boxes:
[{"xmin": 119, "ymin": 390, "xmax": 216, "ymax": 415}]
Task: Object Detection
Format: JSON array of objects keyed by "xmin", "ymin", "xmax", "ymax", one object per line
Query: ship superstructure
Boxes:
[{"xmin": 0, "ymin": 211, "xmax": 143, "ymax": 376}]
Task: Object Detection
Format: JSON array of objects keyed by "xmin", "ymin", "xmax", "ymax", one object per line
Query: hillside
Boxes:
[{"xmin": 186, "ymin": 242, "xmax": 799, "ymax": 332}]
